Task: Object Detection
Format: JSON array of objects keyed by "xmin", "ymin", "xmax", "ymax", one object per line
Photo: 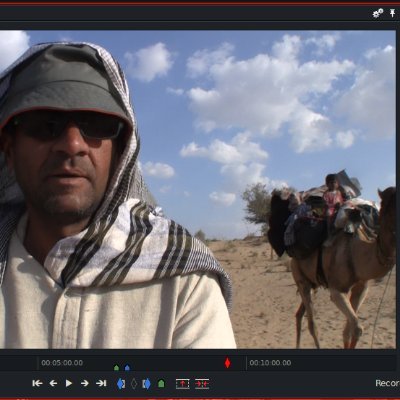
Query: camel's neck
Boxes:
[{"xmin": 376, "ymin": 224, "xmax": 396, "ymax": 270}]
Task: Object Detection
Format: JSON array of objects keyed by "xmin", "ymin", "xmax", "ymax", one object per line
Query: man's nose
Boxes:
[{"xmin": 51, "ymin": 121, "xmax": 90, "ymax": 156}]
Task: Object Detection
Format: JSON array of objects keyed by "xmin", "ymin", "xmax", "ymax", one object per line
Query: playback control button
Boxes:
[{"xmin": 32, "ymin": 379, "xmax": 43, "ymax": 387}]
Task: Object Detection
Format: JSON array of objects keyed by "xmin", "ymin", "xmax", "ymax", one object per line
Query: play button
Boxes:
[{"xmin": 66, "ymin": 380, "xmax": 73, "ymax": 387}]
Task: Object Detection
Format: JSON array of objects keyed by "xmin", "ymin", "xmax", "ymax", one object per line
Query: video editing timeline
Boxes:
[{"xmin": 1, "ymin": 351, "xmax": 395, "ymax": 397}]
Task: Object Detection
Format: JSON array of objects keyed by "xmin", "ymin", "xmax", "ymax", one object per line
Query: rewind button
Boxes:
[{"xmin": 32, "ymin": 379, "xmax": 43, "ymax": 387}]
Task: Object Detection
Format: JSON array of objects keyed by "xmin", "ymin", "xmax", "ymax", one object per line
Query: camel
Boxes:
[{"xmin": 291, "ymin": 187, "xmax": 396, "ymax": 349}]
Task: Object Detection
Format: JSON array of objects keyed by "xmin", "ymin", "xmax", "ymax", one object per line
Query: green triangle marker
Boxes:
[{"xmin": 113, "ymin": 364, "xmax": 120, "ymax": 371}]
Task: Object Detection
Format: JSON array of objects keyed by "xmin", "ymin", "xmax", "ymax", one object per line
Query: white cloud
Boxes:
[
  {"xmin": 187, "ymin": 42, "xmax": 234, "ymax": 78},
  {"xmin": 181, "ymin": 132, "xmax": 277, "ymax": 192},
  {"xmin": 205, "ymin": 140, "xmax": 243, "ymax": 164},
  {"xmin": 0, "ymin": 31, "xmax": 30, "ymax": 71},
  {"xmin": 186, "ymin": 35, "xmax": 355, "ymax": 152},
  {"xmin": 289, "ymin": 106, "xmax": 333, "ymax": 153},
  {"xmin": 142, "ymin": 162, "xmax": 175, "ymax": 179},
  {"xmin": 272, "ymin": 34, "xmax": 301, "ymax": 61},
  {"xmin": 221, "ymin": 162, "xmax": 267, "ymax": 189},
  {"xmin": 306, "ymin": 33, "xmax": 341, "ymax": 55},
  {"xmin": 180, "ymin": 142, "xmax": 208, "ymax": 158},
  {"xmin": 335, "ymin": 130, "xmax": 355, "ymax": 148},
  {"xmin": 209, "ymin": 191, "xmax": 236, "ymax": 207},
  {"xmin": 335, "ymin": 45, "xmax": 395, "ymax": 139},
  {"xmin": 167, "ymin": 87, "xmax": 184, "ymax": 96},
  {"xmin": 180, "ymin": 132, "xmax": 268, "ymax": 164},
  {"xmin": 124, "ymin": 43, "xmax": 173, "ymax": 82},
  {"xmin": 220, "ymin": 162, "xmax": 287, "ymax": 192}
]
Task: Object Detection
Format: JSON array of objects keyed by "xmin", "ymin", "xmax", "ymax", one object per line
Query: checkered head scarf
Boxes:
[{"xmin": 0, "ymin": 42, "xmax": 232, "ymax": 309}]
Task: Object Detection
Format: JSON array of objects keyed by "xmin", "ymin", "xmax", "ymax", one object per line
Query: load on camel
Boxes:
[{"xmin": 267, "ymin": 173, "xmax": 396, "ymax": 349}]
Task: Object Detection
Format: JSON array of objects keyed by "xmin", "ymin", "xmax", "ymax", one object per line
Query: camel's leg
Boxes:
[
  {"xmin": 297, "ymin": 283, "xmax": 320, "ymax": 348},
  {"xmin": 350, "ymin": 281, "xmax": 369, "ymax": 311},
  {"xmin": 330, "ymin": 288, "xmax": 363, "ymax": 349},
  {"xmin": 295, "ymin": 302, "xmax": 306, "ymax": 348},
  {"xmin": 292, "ymin": 258, "xmax": 320, "ymax": 348},
  {"xmin": 343, "ymin": 282, "xmax": 369, "ymax": 348}
]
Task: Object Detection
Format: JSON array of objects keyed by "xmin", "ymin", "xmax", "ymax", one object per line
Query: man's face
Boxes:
[{"xmin": 3, "ymin": 110, "xmax": 119, "ymax": 224}]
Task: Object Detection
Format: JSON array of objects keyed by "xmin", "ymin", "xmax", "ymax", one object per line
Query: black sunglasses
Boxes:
[{"xmin": 12, "ymin": 110, "xmax": 126, "ymax": 140}]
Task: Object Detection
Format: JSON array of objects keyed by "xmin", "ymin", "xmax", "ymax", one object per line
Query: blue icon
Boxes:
[
  {"xmin": 142, "ymin": 378, "xmax": 151, "ymax": 390},
  {"xmin": 117, "ymin": 378, "xmax": 125, "ymax": 390},
  {"xmin": 124, "ymin": 364, "xmax": 131, "ymax": 371}
]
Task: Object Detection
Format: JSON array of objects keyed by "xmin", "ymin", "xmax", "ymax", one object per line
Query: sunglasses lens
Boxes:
[
  {"xmin": 77, "ymin": 113, "xmax": 124, "ymax": 139},
  {"xmin": 14, "ymin": 111, "xmax": 125, "ymax": 140}
]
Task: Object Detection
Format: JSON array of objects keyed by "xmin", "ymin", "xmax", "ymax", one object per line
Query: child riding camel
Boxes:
[{"xmin": 323, "ymin": 173, "xmax": 344, "ymax": 242}]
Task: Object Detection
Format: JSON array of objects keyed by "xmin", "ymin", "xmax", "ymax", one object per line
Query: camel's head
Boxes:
[
  {"xmin": 378, "ymin": 186, "xmax": 396, "ymax": 239},
  {"xmin": 272, "ymin": 187, "xmax": 292, "ymax": 201}
]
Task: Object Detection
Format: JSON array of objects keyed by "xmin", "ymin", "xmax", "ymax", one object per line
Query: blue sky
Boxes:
[{"xmin": 0, "ymin": 30, "xmax": 395, "ymax": 239}]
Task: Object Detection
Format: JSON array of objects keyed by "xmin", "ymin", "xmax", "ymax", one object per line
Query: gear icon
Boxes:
[{"xmin": 373, "ymin": 8, "xmax": 384, "ymax": 18}]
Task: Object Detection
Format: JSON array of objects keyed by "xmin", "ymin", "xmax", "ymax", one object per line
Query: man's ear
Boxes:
[{"xmin": 0, "ymin": 130, "xmax": 15, "ymax": 169}]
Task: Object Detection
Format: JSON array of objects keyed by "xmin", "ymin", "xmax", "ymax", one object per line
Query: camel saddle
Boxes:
[
  {"xmin": 286, "ymin": 216, "xmax": 327, "ymax": 259},
  {"xmin": 333, "ymin": 203, "xmax": 379, "ymax": 243}
]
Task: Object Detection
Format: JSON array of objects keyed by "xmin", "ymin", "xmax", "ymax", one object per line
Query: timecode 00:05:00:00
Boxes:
[
  {"xmin": 248, "ymin": 359, "xmax": 292, "ymax": 367},
  {"xmin": 40, "ymin": 359, "xmax": 84, "ymax": 367}
]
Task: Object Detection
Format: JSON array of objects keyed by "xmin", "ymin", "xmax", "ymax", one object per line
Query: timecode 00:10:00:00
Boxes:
[{"xmin": 248, "ymin": 359, "xmax": 292, "ymax": 367}]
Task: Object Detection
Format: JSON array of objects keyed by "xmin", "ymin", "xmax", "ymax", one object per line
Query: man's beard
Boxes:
[{"xmin": 38, "ymin": 192, "xmax": 101, "ymax": 225}]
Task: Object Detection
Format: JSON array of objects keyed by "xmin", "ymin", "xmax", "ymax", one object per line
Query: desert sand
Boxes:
[{"xmin": 208, "ymin": 236, "xmax": 396, "ymax": 349}]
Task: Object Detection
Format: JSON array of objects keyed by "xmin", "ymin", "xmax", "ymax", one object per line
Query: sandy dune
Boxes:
[{"xmin": 208, "ymin": 236, "xmax": 396, "ymax": 349}]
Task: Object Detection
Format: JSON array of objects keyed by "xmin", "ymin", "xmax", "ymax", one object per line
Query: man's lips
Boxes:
[
  {"xmin": 48, "ymin": 169, "xmax": 88, "ymax": 178},
  {"xmin": 46, "ymin": 169, "xmax": 89, "ymax": 182}
]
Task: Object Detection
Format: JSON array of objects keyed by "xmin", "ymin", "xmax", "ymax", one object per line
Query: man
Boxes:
[{"xmin": 0, "ymin": 42, "xmax": 236, "ymax": 348}]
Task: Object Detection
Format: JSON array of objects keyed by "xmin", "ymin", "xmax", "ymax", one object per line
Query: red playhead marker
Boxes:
[{"xmin": 225, "ymin": 356, "xmax": 231, "ymax": 368}]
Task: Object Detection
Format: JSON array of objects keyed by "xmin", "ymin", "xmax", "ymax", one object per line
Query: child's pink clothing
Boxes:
[{"xmin": 323, "ymin": 190, "xmax": 344, "ymax": 218}]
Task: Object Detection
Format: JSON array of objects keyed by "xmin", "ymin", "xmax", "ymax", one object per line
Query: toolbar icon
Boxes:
[
  {"xmin": 130, "ymin": 378, "xmax": 138, "ymax": 390},
  {"xmin": 81, "ymin": 379, "xmax": 89, "ymax": 387},
  {"xmin": 142, "ymin": 378, "xmax": 151, "ymax": 390},
  {"xmin": 158, "ymin": 379, "xmax": 165, "ymax": 388},
  {"xmin": 117, "ymin": 378, "xmax": 126, "ymax": 390},
  {"xmin": 49, "ymin": 380, "xmax": 58, "ymax": 387},
  {"xmin": 96, "ymin": 379, "xmax": 107, "ymax": 387},
  {"xmin": 32, "ymin": 379, "xmax": 43, "ymax": 387},
  {"xmin": 65, "ymin": 379, "xmax": 72, "ymax": 387},
  {"xmin": 176, "ymin": 378, "xmax": 190, "ymax": 389},
  {"xmin": 372, "ymin": 8, "xmax": 384, "ymax": 18},
  {"xmin": 390, "ymin": 9, "xmax": 395, "ymax": 17},
  {"xmin": 195, "ymin": 378, "xmax": 210, "ymax": 389}
]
